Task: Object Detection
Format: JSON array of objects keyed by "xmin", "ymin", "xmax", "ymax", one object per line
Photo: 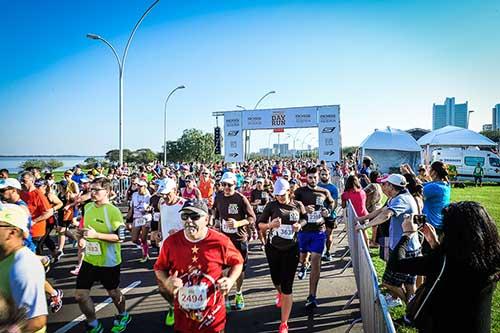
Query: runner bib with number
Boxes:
[
  {"xmin": 134, "ymin": 217, "xmax": 147, "ymax": 227},
  {"xmin": 153, "ymin": 212, "xmax": 161, "ymax": 222},
  {"xmin": 86, "ymin": 241, "xmax": 102, "ymax": 256},
  {"xmin": 277, "ymin": 224, "xmax": 294, "ymax": 240},
  {"xmin": 221, "ymin": 219, "xmax": 238, "ymax": 234},
  {"xmin": 178, "ymin": 285, "xmax": 208, "ymax": 310},
  {"xmin": 307, "ymin": 211, "xmax": 322, "ymax": 224}
]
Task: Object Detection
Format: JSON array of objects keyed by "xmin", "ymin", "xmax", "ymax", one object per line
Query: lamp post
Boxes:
[
  {"xmin": 164, "ymin": 85, "xmax": 186, "ymax": 165},
  {"xmin": 87, "ymin": 0, "xmax": 160, "ymax": 167}
]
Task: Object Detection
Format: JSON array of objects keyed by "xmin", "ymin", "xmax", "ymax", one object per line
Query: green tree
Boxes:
[
  {"xmin": 342, "ymin": 146, "xmax": 358, "ymax": 159},
  {"xmin": 480, "ymin": 130, "xmax": 500, "ymax": 143},
  {"xmin": 130, "ymin": 148, "xmax": 157, "ymax": 164},
  {"xmin": 165, "ymin": 129, "xmax": 216, "ymax": 162},
  {"xmin": 45, "ymin": 159, "xmax": 64, "ymax": 171},
  {"xmin": 105, "ymin": 149, "xmax": 132, "ymax": 163},
  {"xmin": 19, "ymin": 159, "xmax": 46, "ymax": 170}
]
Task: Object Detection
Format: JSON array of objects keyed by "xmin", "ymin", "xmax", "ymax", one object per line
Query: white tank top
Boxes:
[{"xmin": 159, "ymin": 198, "xmax": 186, "ymax": 246}]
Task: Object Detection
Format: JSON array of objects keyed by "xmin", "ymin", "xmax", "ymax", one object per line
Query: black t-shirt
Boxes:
[
  {"xmin": 213, "ymin": 191, "xmax": 256, "ymax": 242},
  {"xmin": 294, "ymin": 185, "xmax": 334, "ymax": 232},
  {"xmin": 250, "ymin": 189, "xmax": 271, "ymax": 214},
  {"xmin": 258, "ymin": 200, "xmax": 307, "ymax": 250}
]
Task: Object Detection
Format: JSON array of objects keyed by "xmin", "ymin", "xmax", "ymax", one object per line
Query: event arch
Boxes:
[{"xmin": 219, "ymin": 105, "xmax": 341, "ymax": 163}]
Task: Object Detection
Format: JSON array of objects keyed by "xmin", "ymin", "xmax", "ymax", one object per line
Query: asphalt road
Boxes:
[{"xmin": 47, "ymin": 227, "xmax": 362, "ymax": 333}]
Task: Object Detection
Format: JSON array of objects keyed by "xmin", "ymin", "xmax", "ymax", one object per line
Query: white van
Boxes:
[{"xmin": 431, "ymin": 148, "xmax": 500, "ymax": 182}]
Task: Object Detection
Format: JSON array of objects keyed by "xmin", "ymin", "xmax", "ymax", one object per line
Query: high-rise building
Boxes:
[
  {"xmin": 483, "ymin": 124, "xmax": 493, "ymax": 131},
  {"xmin": 432, "ymin": 97, "xmax": 469, "ymax": 130},
  {"xmin": 493, "ymin": 104, "xmax": 500, "ymax": 130}
]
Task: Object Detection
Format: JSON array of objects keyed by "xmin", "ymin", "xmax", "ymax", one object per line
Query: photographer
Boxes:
[{"xmin": 388, "ymin": 202, "xmax": 500, "ymax": 332}]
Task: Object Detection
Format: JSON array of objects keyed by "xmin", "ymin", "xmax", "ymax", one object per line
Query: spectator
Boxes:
[
  {"xmin": 0, "ymin": 169, "xmax": 9, "ymax": 179},
  {"xmin": 473, "ymin": 162, "xmax": 484, "ymax": 187},
  {"xmin": 342, "ymin": 175, "xmax": 369, "ymax": 245},
  {"xmin": 388, "ymin": 201, "xmax": 500, "ymax": 332},
  {"xmin": 363, "ymin": 171, "xmax": 384, "ymax": 247},
  {"xmin": 416, "ymin": 165, "xmax": 431, "ymax": 183},
  {"xmin": 71, "ymin": 165, "xmax": 86, "ymax": 185}
]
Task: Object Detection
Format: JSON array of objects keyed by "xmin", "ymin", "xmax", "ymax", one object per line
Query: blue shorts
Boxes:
[{"xmin": 298, "ymin": 231, "xmax": 326, "ymax": 254}]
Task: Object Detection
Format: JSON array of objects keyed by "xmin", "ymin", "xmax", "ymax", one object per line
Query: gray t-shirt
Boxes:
[{"xmin": 387, "ymin": 191, "xmax": 421, "ymax": 251}]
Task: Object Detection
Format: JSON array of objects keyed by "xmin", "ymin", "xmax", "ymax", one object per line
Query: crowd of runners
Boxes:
[{"xmin": 0, "ymin": 156, "xmax": 499, "ymax": 333}]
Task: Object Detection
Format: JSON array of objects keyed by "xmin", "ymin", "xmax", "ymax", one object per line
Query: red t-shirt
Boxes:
[
  {"xmin": 341, "ymin": 189, "xmax": 369, "ymax": 218},
  {"xmin": 20, "ymin": 189, "xmax": 51, "ymax": 238},
  {"xmin": 154, "ymin": 229, "xmax": 243, "ymax": 333}
]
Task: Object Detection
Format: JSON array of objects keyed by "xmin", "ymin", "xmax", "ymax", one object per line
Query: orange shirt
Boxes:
[
  {"xmin": 20, "ymin": 189, "xmax": 51, "ymax": 238},
  {"xmin": 199, "ymin": 177, "xmax": 214, "ymax": 205}
]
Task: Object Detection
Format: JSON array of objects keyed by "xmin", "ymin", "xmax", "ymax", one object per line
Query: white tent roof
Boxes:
[
  {"xmin": 360, "ymin": 127, "xmax": 421, "ymax": 152},
  {"xmin": 417, "ymin": 126, "xmax": 496, "ymax": 147}
]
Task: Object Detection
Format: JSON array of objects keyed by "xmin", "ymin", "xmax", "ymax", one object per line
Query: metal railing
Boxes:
[{"xmin": 342, "ymin": 201, "xmax": 396, "ymax": 333}]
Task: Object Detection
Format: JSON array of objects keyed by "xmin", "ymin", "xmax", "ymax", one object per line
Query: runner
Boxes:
[
  {"xmin": 294, "ymin": 167, "xmax": 335, "ymax": 309},
  {"xmin": 317, "ymin": 168, "xmax": 339, "ymax": 261},
  {"xmin": 74, "ymin": 177, "xmax": 130, "ymax": 333},
  {"xmin": 154, "ymin": 199, "xmax": 244, "ymax": 333},
  {"xmin": 182, "ymin": 175, "xmax": 202, "ymax": 200},
  {"xmin": 157, "ymin": 177, "xmax": 186, "ymax": 326},
  {"xmin": 56, "ymin": 170, "xmax": 79, "ymax": 259},
  {"xmin": 0, "ymin": 203, "xmax": 48, "ymax": 333},
  {"xmin": 199, "ymin": 169, "xmax": 215, "ymax": 208},
  {"xmin": 258, "ymin": 178, "xmax": 306, "ymax": 333},
  {"xmin": 250, "ymin": 178, "xmax": 271, "ymax": 250},
  {"xmin": 127, "ymin": 180, "xmax": 152, "ymax": 262},
  {"xmin": 212, "ymin": 172, "xmax": 256, "ymax": 311}
]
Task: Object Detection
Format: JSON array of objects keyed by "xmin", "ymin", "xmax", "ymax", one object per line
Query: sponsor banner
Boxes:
[
  {"xmin": 242, "ymin": 107, "xmax": 318, "ymax": 130},
  {"xmin": 318, "ymin": 106, "xmax": 341, "ymax": 163},
  {"xmin": 224, "ymin": 112, "xmax": 244, "ymax": 162}
]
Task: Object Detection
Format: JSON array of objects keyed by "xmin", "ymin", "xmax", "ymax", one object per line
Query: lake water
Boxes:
[{"xmin": 0, "ymin": 156, "xmax": 104, "ymax": 173}]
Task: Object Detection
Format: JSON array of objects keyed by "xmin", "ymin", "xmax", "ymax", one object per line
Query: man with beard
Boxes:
[
  {"xmin": 212, "ymin": 172, "xmax": 255, "ymax": 311},
  {"xmin": 294, "ymin": 167, "xmax": 335, "ymax": 310},
  {"xmin": 154, "ymin": 199, "xmax": 243, "ymax": 333},
  {"xmin": 317, "ymin": 168, "xmax": 339, "ymax": 261}
]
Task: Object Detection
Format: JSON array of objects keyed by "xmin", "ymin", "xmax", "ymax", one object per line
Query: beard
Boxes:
[{"xmin": 184, "ymin": 221, "xmax": 199, "ymax": 235}]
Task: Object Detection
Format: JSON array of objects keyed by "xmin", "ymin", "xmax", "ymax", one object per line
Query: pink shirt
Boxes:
[{"xmin": 341, "ymin": 189, "xmax": 369, "ymax": 217}]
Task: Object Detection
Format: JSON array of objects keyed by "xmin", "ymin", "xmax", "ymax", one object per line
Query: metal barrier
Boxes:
[
  {"xmin": 111, "ymin": 177, "xmax": 130, "ymax": 204},
  {"xmin": 343, "ymin": 201, "xmax": 396, "ymax": 333}
]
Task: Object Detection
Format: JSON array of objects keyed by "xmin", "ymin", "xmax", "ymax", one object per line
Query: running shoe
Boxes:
[
  {"xmin": 85, "ymin": 321, "xmax": 104, "ymax": 333},
  {"xmin": 56, "ymin": 250, "xmax": 64, "ymax": 261},
  {"xmin": 297, "ymin": 263, "xmax": 309, "ymax": 280},
  {"xmin": 70, "ymin": 266, "xmax": 80, "ymax": 276},
  {"xmin": 321, "ymin": 252, "xmax": 332, "ymax": 262},
  {"xmin": 305, "ymin": 295, "xmax": 318, "ymax": 309},
  {"xmin": 278, "ymin": 322, "xmax": 289, "ymax": 333},
  {"xmin": 49, "ymin": 289, "xmax": 64, "ymax": 313},
  {"xmin": 275, "ymin": 293, "xmax": 282, "ymax": 308},
  {"xmin": 165, "ymin": 308, "xmax": 175, "ymax": 326},
  {"xmin": 139, "ymin": 255, "xmax": 150, "ymax": 263},
  {"xmin": 111, "ymin": 312, "xmax": 132, "ymax": 333},
  {"xmin": 385, "ymin": 295, "xmax": 402, "ymax": 308},
  {"xmin": 235, "ymin": 292, "xmax": 245, "ymax": 310},
  {"xmin": 225, "ymin": 298, "xmax": 232, "ymax": 311}
]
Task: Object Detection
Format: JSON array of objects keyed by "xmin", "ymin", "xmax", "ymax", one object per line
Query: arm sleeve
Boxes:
[
  {"xmin": 387, "ymin": 235, "xmax": 441, "ymax": 276},
  {"xmin": 10, "ymin": 254, "xmax": 48, "ymax": 319}
]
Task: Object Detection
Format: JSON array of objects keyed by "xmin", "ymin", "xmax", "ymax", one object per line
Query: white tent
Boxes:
[
  {"xmin": 417, "ymin": 126, "xmax": 496, "ymax": 147},
  {"xmin": 359, "ymin": 127, "xmax": 422, "ymax": 173}
]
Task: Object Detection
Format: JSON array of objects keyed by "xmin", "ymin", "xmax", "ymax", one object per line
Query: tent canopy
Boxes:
[
  {"xmin": 417, "ymin": 126, "xmax": 496, "ymax": 147},
  {"xmin": 359, "ymin": 127, "xmax": 421, "ymax": 151}
]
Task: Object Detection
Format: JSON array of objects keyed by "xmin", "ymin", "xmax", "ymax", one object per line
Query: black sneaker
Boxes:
[
  {"xmin": 305, "ymin": 295, "xmax": 318, "ymax": 309},
  {"xmin": 297, "ymin": 263, "xmax": 309, "ymax": 280},
  {"xmin": 321, "ymin": 252, "xmax": 332, "ymax": 262}
]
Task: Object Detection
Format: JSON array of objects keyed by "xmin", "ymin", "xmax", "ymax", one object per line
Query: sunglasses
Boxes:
[
  {"xmin": 222, "ymin": 183, "xmax": 234, "ymax": 187},
  {"xmin": 307, "ymin": 176, "xmax": 318, "ymax": 179},
  {"xmin": 90, "ymin": 188, "xmax": 106, "ymax": 192},
  {"xmin": 180, "ymin": 212, "xmax": 202, "ymax": 221}
]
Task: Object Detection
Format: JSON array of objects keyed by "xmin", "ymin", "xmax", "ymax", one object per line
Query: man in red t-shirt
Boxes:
[{"xmin": 154, "ymin": 199, "xmax": 243, "ymax": 333}]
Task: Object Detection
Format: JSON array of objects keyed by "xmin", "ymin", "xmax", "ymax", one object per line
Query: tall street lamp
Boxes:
[
  {"xmin": 164, "ymin": 85, "xmax": 185, "ymax": 165},
  {"xmin": 87, "ymin": 0, "xmax": 160, "ymax": 167}
]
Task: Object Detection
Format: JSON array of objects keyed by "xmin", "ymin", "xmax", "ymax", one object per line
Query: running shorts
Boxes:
[
  {"xmin": 76, "ymin": 261, "xmax": 121, "ymax": 290},
  {"xmin": 265, "ymin": 243, "xmax": 299, "ymax": 295},
  {"xmin": 298, "ymin": 231, "xmax": 326, "ymax": 254}
]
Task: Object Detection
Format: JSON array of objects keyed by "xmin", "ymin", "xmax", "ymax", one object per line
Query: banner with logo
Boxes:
[
  {"xmin": 318, "ymin": 106, "xmax": 341, "ymax": 164},
  {"xmin": 242, "ymin": 106, "xmax": 318, "ymax": 130},
  {"xmin": 223, "ymin": 112, "xmax": 244, "ymax": 162}
]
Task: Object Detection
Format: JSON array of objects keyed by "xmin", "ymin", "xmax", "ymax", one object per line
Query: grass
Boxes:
[{"xmin": 370, "ymin": 184, "xmax": 500, "ymax": 332}]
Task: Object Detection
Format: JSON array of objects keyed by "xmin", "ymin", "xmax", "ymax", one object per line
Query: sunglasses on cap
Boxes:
[{"xmin": 180, "ymin": 212, "xmax": 202, "ymax": 221}]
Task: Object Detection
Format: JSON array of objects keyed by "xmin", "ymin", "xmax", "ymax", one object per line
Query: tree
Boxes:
[
  {"xmin": 480, "ymin": 130, "xmax": 500, "ymax": 143},
  {"xmin": 130, "ymin": 148, "xmax": 157, "ymax": 164},
  {"xmin": 165, "ymin": 129, "xmax": 217, "ymax": 162},
  {"xmin": 19, "ymin": 159, "xmax": 47, "ymax": 171},
  {"xmin": 342, "ymin": 146, "xmax": 358, "ymax": 159},
  {"xmin": 45, "ymin": 159, "xmax": 64, "ymax": 171},
  {"xmin": 105, "ymin": 149, "xmax": 132, "ymax": 163}
]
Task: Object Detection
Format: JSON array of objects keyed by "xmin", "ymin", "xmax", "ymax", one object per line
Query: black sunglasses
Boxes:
[
  {"xmin": 180, "ymin": 213, "xmax": 202, "ymax": 221},
  {"xmin": 222, "ymin": 183, "xmax": 234, "ymax": 187}
]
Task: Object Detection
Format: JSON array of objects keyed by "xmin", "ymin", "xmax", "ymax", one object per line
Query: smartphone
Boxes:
[{"xmin": 413, "ymin": 214, "xmax": 427, "ymax": 227}]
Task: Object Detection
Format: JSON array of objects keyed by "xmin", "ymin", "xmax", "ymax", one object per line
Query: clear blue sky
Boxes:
[{"xmin": 1, "ymin": 0, "xmax": 499, "ymax": 155}]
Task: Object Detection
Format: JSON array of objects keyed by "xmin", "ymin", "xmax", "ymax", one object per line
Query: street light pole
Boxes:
[
  {"xmin": 246, "ymin": 90, "xmax": 276, "ymax": 160},
  {"xmin": 87, "ymin": 0, "xmax": 160, "ymax": 167},
  {"xmin": 164, "ymin": 85, "xmax": 186, "ymax": 165}
]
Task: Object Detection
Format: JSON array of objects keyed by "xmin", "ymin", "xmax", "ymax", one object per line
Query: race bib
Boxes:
[
  {"xmin": 134, "ymin": 217, "xmax": 147, "ymax": 227},
  {"xmin": 86, "ymin": 241, "xmax": 102, "ymax": 256},
  {"xmin": 153, "ymin": 212, "xmax": 161, "ymax": 222},
  {"xmin": 261, "ymin": 192, "xmax": 268, "ymax": 200},
  {"xmin": 256, "ymin": 205, "xmax": 265, "ymax": 213},
  {"xmin": 221, "ymin": 219, "xmax": 238, "ymax": 234},
  {"xmin": 277, "ymin": 224, "xmax": 294, "ymax": 240},
  {"xmin": 307, "ymin": 211, "xmax": 322, "ymax": 224},
  {"xmin": 289, "ymin": 210, "xmax": 300, "ymax": 222},
  {"xmin": 178, "ymin": 285, "xmax": 208, "ymax": 311}
]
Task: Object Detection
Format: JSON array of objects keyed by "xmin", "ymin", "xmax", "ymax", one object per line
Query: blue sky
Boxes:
[{"xmin": 1, "ymin": 0, "xmax": 499, "ymax": 155}]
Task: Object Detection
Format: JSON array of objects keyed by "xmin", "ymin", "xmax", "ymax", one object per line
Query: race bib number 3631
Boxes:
[{"xmin": 277, "ymin": 224, "xmax": 294, "ymax": 240}]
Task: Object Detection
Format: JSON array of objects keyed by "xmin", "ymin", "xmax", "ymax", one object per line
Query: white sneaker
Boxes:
[{"xmin": 385, "ymin": 295, "xmax": 402, "ymax": 308}]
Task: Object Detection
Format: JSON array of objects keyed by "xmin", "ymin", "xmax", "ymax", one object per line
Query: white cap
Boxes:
[
  {"xmin": 282, "ymin": 169, "xmax": 291, "ymax": 176},
  {"xmin": 220, "ymin": 172, "xmax": 237, "ymax": 184},
  {"xmin": 0, "ymin": 178, "xmax": 21, "ymax": 190},
  {"xmin": 0, "ymin": 203, "xmax": 30, "ymax": 236},
  {"xmin": 273, "ymin": 178, "xmax": 290, "ymax": 196},
  {"xmin": 379, "ymin": 174, "xmax": 407, "ymax": 187},
  {"xmin": 158, "ymin": 178, "xmax": 177, "ymax": 194},
  {"xmin": 137, "ymin": 180, "xmax": 148, "ymax": 187},
  {"xmin": 256, "ymin": 178, "xmax": 265, "ymax": 183}
]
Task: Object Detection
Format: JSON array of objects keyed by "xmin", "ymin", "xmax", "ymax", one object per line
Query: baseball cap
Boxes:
[
  {"xmin": 282, "ymin": 169, "xmax": 291, "ymax": 176},
  {"xmin": 379, "ymin": 174, "xmax": 407, "ymax": 187},
  {"xmin": 0, "ymin": 203, "xmax": 29, "ymax": 236},
  {"xmin": 158, "ymin": 178, "xmax": 176, "ymax": 194},
  {"xmin": 137, "ymin": 180, "xmax": 148, "ymax": 187},
  {"xmin": 179, "ymin": 199, "xmax": 209, "ymax": 215},
  {"xmin": 256, "ymin": 178, "xmax": 265, "ymax": 183},
  {"xmin": 244, "ymin": 177, "xmax": 252, "ymax": 183},
  {"xmin": 220, "ymin": 172, "xmax": 237, "ymax": 184},
  {"xmin": 0, "ymin": 178, "xmax": 22, "ymax": 190},
  {"xmin": 273, "ymin": 178, "xmax": 290, "ymax": 196},
  {"xmin": 34, "ymin": 179, "xmax": 45, "ymax": 187}
]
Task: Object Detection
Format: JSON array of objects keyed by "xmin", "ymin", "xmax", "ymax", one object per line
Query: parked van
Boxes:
[{"xmin": 431, "ymin": 148, "xmax": 500, "ymax": 182}]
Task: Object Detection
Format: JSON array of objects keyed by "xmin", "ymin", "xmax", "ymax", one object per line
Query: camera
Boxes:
[{"xmin": 413, "ymin": 214, "xmax": 427, "ymax": 227}]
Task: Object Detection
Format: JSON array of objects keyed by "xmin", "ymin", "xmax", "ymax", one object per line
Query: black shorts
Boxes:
[
  {"xmin": 382, "ymin": 249, "xmax": 420, "ymax": 287},
  {"xmin": 76, "ymin": 261, "xmax": 121, "ymax": 290},
  {"xmin": 151, "ymin": 220, "xmax": 159, "ymax": 231},
  {"xmin": 230, "ymin": 239, "xmax": 248, "ymax": 272},
  {"xmin": 324, "ymin": 217, "xmax": 336, "ymax": 229},
  {"xmin": 265, "ymin": 243, "xmax": 299, "ymax": 295}
]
